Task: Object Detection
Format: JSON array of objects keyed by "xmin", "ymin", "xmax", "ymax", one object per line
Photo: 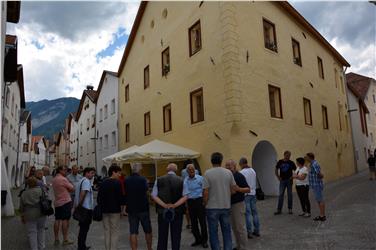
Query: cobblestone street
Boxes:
[{"xmin": 2, "ymin": 170, "xmax": 375, "ymax": 250}]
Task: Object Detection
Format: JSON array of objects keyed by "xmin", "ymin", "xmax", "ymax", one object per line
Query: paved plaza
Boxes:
[{"xmin": 2, "ymin": 170, "xmax": 375, "ymax": 250}]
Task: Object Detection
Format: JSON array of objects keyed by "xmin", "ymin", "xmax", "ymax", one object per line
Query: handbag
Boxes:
[
  {"xmin": 92, "ymin": 205, "xmax": 102, "ymax": 221},
  {"xmin": 39, "ymin": 188, "xmax": 54, "ymax": 216},
  {"xmin": 73, "ymin": 179, "xmax": 91, "ymax": 223},
  {"xmin": 256, "ymin": 178, "xmax": 265, "ymax": 200}
]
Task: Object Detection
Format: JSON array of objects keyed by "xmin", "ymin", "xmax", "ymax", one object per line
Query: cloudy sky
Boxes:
[{"xmin": 7, "ymin": 1, "xmax": 375, "ymax": 102}]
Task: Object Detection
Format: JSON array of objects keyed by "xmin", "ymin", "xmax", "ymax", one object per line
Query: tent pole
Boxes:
[{"xmin": 154, "ymin": 160, "xmax": 158, "ymax": 181}]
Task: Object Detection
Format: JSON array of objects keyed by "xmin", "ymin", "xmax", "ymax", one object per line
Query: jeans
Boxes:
[
  {"xmin": 103, "ymin": 213, "xmax": 120, "ymax": 250},
  {"xmin": 26, "ymin": 216, "xmax": 47, "ymax": 250},
  {"xmin": 187, "ymin": 197, "xmax": 208, "ymax": 244},
  {"xmin": 206, "ymin": 209, "xmax": 232, "ymax": 250},
  {"xmin": 277, "ymin": 179, "xmax": 293, "ymax": 211},
  {"xmin": 244, "ymin": 195, "xmax": 260, "ymax": 234},
  {"xmin": 157, "ymin": 213, "xmax": 183, "ymax": 250},
  {"xmin": 78, "ymin": 209, "xmax": 93, "ymax": 250}
]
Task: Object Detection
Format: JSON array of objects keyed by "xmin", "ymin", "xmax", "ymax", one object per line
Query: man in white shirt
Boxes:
[
  {"xmin": 75, "ymin": 167, "xmax": 95, "ymax": 250},
  {"xmin": 239, "ymin": 157, "xmax": 260, "ymax": 238}
]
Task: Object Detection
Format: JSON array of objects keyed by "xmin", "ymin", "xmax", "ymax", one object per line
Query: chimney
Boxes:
[{"xmin": 86, "ymin": 85, "xmax": 94, "ymax": 90}]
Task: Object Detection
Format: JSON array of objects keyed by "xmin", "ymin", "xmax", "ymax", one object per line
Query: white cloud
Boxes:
[
  {"xmin": 329, "ymin": 37, "xmax": 376, "ymax": 78},
  {"xmin": 10, "ymin": 1, "xmax": 140, "ymax": 101}
]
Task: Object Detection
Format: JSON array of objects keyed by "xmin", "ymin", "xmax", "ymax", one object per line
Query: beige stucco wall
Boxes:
[
  {"xmin": 365, "ymin": 79, "xmax": 376, "ymax": 150},
  {"xmin": 118, "ymin": 2, "xmax": 355, "ymax": 192}
]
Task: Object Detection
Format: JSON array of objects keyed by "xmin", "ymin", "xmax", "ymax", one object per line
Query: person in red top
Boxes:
[
  {"xmin": 118, "ymin": 172, "xmax": 127, "ymax": 216},
  {"xmin": 52, "ymin": 166, "xmax": 75, "ymax": 246}
]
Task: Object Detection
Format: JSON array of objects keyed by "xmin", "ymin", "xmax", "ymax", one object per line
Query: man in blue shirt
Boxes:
[
  {"xmin": 306, "ymin": 152, "xmax": 326, "ymax": 221},
  {"xmin": 184, "ymin": 164, "xmax": 208, "ymax": 248}
]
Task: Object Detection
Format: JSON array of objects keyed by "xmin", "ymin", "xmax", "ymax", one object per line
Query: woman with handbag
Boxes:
[
  {"xmin": 19, "ymin": 177, "xmax": 47, "ymax": 250},
  {"xmin": 97, "ymin": 164, "xmax": 124, "ymax": 250}
]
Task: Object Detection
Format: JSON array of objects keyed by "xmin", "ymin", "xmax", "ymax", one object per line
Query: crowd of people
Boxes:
[{"xmin": 18, "ymin": 150, "xmax": 327, "ymax": 250}]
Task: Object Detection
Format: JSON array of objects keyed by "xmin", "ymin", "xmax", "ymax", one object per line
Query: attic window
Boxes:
[{"xmin": 263, "ymin": 18, "xmax": 277, "ymax": 52}]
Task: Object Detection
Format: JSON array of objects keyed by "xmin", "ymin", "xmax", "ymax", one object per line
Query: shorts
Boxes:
[
  {"xmin": 312, "ymin": 187, "xmax": 324, "ymax": 203},
  {"xmin": 128, "ymin": 211, "xmax": 152, "ymax": 235},
  {"xmin": 55, "ymin": 202, "xmax": 72, "ymax": 220}
]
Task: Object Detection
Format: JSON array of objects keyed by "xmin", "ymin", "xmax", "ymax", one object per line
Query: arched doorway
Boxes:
[
  {"xmin": 101, "ymin": 166, "xmax": 107, "ymax": 177},
  {"xmin": 251, "ymin": 140, "xmax": 279, "ymax": 196}
]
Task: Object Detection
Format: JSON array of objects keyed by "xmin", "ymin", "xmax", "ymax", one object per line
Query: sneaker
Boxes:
[
  {"xmin": 54, "ymin": 240, "xmax": 60, "ymax": 246},
  {"xmin": 313, "ymin": 216, "xmax": 326, "ymax": 221},
  {"xmin": 62, "ymin": 240, "xmax": 74, "ymax": 245},
  {"xmin": 304, "ymin": 213, "xmax": 311, "ymax": 218},
  {"xmin": 274, "ymin": 211, "xmax": 282, "ymax": 215},
  {"xmin": 247, "ymin": 232, "xmax": 253, "ymax": 239},
  {"xmin": 252, "ymin": 232, "xmax": 260, "ymax": 237},
  {"xmin": 298, "ymin": 213, "xmax": 306, "ymax": 216}
]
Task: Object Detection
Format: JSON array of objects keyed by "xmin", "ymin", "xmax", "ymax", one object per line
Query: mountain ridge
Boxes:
[{"xmin": 26, "ymin": 97, "xmax": 80, "ymax": 140}]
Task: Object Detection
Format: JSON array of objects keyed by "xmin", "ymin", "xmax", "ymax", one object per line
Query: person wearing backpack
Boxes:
[{"xmin": 19, "ymin": 177, "xmax": 47, "ymax": 250}]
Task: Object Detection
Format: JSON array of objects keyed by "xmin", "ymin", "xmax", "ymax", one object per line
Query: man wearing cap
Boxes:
[{"xmin": 151, "ymin": 163, "xmax": 189, "ymax": 250}]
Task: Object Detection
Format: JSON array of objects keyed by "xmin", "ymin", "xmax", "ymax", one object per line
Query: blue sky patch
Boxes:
[
  {"xmin": 96, "ymin": 28, "xmax": 128, "ymax": 59},
  {"xmin": 31, "ymin": 40, "xmax": 45, "ymax": 50}
]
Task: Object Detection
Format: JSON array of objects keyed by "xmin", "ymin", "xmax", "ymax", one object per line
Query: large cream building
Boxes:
[{"xmin": 117, "ymin": 2, "xmax": 355, "ymax": 195}]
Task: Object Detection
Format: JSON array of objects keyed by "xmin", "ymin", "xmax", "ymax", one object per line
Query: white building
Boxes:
[
  {"xmin": 68, "ymin": 112, "xmax": 79, "ymax": 168},
  {"xmin": 1, "ymin": 1, "xmax": 21, "ymax": 216},
  {"xmin": 95, "ymin": 71, "xmax": 118, "ymax": 176},
  {"xmin": 31, "ymin": 136, "xmax": 47, "ymax": 169},
  {"xmin": 346, "ymin": 72, "xmax": 373, "ymax": 172},
  {"xmin": 18, "ymin": 110, "xmax": 32, "ymax": 186},
  {"xmin": 76, "ymin": 87, "xmax": 97, "ymax": 169}
]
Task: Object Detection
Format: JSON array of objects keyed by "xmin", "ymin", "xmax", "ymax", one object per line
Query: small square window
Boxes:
[
  {"xmin": 292, "ymin": 38, "xmax": 302, "ymax": 66},
  {"xmin": 268, "ymin": 85, "xmax": 283, "ymax": 119},
  {"xmin": 163, "ymin": 103, "xmax": 172, "ymax": 132},
  {"xmin": 144, "ymin": 65, "xmax": 150, "ymax": 89},
  {"xmin": 189, "ymin": 20, "xmax": 202, "ymax": 56},
  {"xmin": 190, "ymin": 88, "xmax": 204, "ymax": 124},
  {"xmin": 303, "ymin": 98, "xmax": 312, "ymax": 125},
  {"xmin": 263, "ymin": 19, "xmax": 278, "ymax": 52},
  {"xmin": 162, "ymin": 47, "xmax": 170, "ymax": 76}
]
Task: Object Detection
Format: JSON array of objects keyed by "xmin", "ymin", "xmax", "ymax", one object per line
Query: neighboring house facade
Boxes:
[
  {"xmin": 346, "ymin": 72, "xmax": 375, "ymax": 171},
  {"xmin": 2, "ymin": 65, "xmax": 25, "ymax": 188},
  {"xmin": 47, "ymin": 143, "xmax": 56, "ymax": 169},
  {"xmin": 1, "ymin": 1, "xmax": 21, "ymax": 216},
  {"xmin": 30, "ymin": 136, "xmax": 47, "ymax": 169},
  {"xmin": 18, "ymin": 110, "xmax": 32, "ymax": 186},
  {"xmin": 76, "ymin": 87, "xmax": 97, "ymax": 169},
  {"xmin": 56, "ymin": 131, "xmax": 67, "ymax": 167},
  {"xmin": 68, "ymin": 112, "xmax": 79, "ymax": 168},
  {"xmin": 117, "ymin": 2, "xmax": 355, "ymax": 195},
  {"xmin": 95, "ymin": 71, "xmax": 119, "ymax": 176}
]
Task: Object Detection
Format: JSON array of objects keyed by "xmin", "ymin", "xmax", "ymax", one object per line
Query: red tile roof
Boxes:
[{"xmin": 346, "ymin": 72, "xmax": 373, "ymax": 100}]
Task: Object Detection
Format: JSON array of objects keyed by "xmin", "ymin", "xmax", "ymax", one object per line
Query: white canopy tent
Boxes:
[
  {"xmin": 102, "ymin": 145, "xmax": 139, "ymax": 164},
  {"xmin": 103, "ymin": 140, "xmax": 200, "ymax": 177}
]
